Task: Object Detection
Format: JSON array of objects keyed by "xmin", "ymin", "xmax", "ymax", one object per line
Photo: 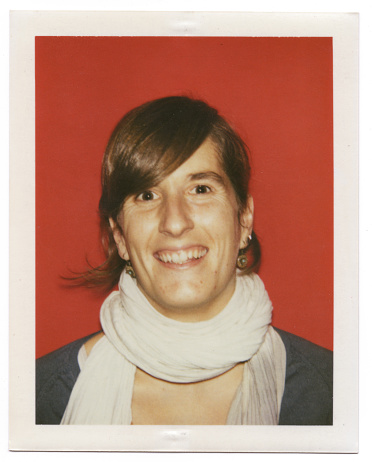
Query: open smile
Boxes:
[{"xmin": 154, "ymin": 246, "xmax": 208, "ymax": 266}]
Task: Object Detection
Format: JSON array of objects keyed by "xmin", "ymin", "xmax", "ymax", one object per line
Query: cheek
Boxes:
[
  {"xmin": 122, "ymin": 215, "xmax": 156, "ymax": 257},
  {"xmin": 208, "ymin": 213, "xmax": 242, "ymax": 258}
]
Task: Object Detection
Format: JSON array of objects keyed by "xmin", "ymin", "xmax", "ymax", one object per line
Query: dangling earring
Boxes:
[
  {"xmin": 236, "ymin": 235, "xmax": 252, "ymax": 269},
  {"xmin": 125, "ymin": 260, "xmax": 136, "ymax": 278},
  {"xmin": 237, "ymin": 253, "xmax": 248, "ymax": 269}
]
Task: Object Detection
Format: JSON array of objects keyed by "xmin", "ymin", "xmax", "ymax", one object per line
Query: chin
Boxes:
[
  {"xmin": 151, "ymin": 285, "xmax": 224, "ymax": 320},
  {"xmin": 159, "ymin": 288, "xmax": 209, "ymax": 309},
  {"xmin": 138, "ymin": 271, "xmax": 236, "ymax": 320}
]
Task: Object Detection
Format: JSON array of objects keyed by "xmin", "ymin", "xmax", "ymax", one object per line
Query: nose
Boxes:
[{"xmin": 158, "ymin": 194, "xmax": 194, "ymax": 237}]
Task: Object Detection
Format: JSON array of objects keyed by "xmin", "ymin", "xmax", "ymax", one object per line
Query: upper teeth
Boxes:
[{"xmin": 157, "ymin": 248, "xmax": 207, "ymax": 265}]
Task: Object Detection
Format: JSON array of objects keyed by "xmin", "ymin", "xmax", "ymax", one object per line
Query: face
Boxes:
[{"xmin": 111, "ymin": 138, "xmax": 253, "ymax": 322}]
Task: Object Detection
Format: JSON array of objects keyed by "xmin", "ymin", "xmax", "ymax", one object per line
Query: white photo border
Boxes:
[{"xmin": 9, "ymin": 11, "xmax": 358, "ymax": 452}]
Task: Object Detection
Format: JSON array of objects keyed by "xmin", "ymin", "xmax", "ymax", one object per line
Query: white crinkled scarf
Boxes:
[{"xmin": 61, "ymin": 271, "xmax": 286, "ymax": 425}]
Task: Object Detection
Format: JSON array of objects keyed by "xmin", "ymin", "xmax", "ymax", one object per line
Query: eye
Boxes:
[
  {"xmin": 192, "ymin": 185, "xmax": 212, "ymax": 194},
  {"xmin": 136, "ymin": 190, "xmax": 159, "ymax": 201}
]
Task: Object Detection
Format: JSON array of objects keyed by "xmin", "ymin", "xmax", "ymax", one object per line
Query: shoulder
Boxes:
[
  {"xmin": 36, "ymin": 332, "xmax": 100, "ymax": 424},
  {"xmin": 274, "ymin": 327, "xmax": 333, "ymax": 425}
]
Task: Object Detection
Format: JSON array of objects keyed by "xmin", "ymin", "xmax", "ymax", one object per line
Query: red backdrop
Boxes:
[{"xmin": 35, "ymin": 37, "xmax": 333, "ymax": 358}]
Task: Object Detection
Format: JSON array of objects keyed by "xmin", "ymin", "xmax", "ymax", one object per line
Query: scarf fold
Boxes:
[
  {"xmin": 226, "ymin": 326, "xmax": 286, "ymax": 425},
  {"xmin": 61, "ymin": 271, "xmax": 286, "ymax": 425}
]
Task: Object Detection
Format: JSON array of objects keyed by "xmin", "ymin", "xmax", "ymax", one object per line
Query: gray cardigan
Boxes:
[{"xmin": 36, "ymin": 328, "xmax": 333, "ymax": 425}]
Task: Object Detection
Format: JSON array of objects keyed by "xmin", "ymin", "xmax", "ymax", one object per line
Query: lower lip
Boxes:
[{"xmin": 155, "ymin": 252, "xmax": 208, "ymax": 270}]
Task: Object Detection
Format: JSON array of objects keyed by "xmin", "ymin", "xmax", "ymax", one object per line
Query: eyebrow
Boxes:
[{"xmin": 188, "ymin": 171, "xmax": 227, "ymax": 186}]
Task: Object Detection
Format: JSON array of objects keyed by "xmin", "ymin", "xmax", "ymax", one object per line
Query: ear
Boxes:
[
  {"xmin": 239, "ymin": 195, "xmax": 254, "ymax": 250},
  {"xmin": 109, "ymin": 217, "xmax": 130, "ymax": 261}
]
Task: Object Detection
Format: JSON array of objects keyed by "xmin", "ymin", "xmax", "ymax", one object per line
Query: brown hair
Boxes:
[{"xmin": 77, "ymin": 96, "xmax": 260, "ymax": 290}]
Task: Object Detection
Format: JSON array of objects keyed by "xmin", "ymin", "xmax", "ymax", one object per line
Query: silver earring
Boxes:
[{"xmin": 240, "ymin": 235, "xmax": 252, "ymax": 250}]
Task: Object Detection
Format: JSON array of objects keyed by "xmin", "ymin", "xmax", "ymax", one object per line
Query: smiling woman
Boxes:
[
  {"xmin": 36, "ymin": 96, "xmax": 333, "ymax": 425},
  {"xmin": 111, "ymin": 139, "xmax": 252, "ymax": 321}
]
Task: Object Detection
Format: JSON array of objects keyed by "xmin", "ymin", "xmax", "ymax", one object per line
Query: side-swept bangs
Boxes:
[{"xmin": 100, "ymin": 96, "xmax": 218, "ymax": 220}]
